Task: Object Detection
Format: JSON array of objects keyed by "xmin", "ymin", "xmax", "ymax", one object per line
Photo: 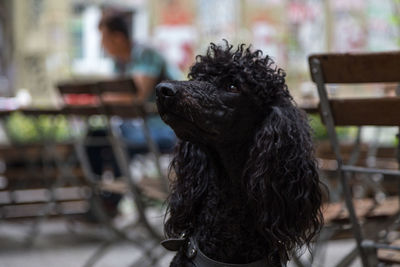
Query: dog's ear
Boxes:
[
  {"xmin": 164, "ymin": 141, "xmax": 213, "ymax": 238},
  {"xmin": 243, "ymin": 105, "xmax": 323, "ymax": 260}
]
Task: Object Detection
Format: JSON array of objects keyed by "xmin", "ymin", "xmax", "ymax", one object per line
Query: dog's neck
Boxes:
[
  {"xmin": 213, "ymin": 140, "xmax": 252, "ymax": 182},
  {"xmin": 190, "ymin": 140, "xmax": 270, "ymax": 263}
]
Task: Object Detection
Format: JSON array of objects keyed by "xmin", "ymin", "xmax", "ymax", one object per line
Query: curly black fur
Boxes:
[{"xmin": 156, "ymin": 41, "xmax": 323, "ymax": 266}]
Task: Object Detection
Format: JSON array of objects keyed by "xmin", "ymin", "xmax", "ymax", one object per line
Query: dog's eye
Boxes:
[{"xmin": 228, "ymin": 85, "xmax": 240, "ymax": 93}]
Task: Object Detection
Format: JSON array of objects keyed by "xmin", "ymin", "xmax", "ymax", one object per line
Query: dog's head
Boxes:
[
  {"xmin": 159, "ymin": 42, "xmax": 323, "ymax": 262},
  {"xmin": 156, "ymin": 42, "xmax": 290, "ymax": 146}
]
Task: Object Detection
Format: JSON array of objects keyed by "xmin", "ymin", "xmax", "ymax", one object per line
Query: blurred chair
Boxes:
[
  {"xmin": 292, "ymin": 109, "xmax": 368, "ymax": 267},
  {"xmin": 309, "ymin": 51, "xmax": 400, "ymax": 267},
  {"xmin": 58, "ymin": 78, "xmax": 169, "ymax": 267},
  {"xmin": 0, "ymin": 109, "xmax": 90, "ymax": 245}
]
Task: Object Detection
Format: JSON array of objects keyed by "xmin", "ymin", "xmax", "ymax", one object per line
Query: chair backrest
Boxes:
[
  {"xmin": 57, "ymin": 78, "xmax": 155, "ymax": 118},
  {"xmin": 96, "ymin": 79, "xmax": 151, "ymax": 118},
  {"xmin": 97, "ymin": 79, "xmax": 137, "ymax": 94},
  {"xmin": 309, "ymin": 52, "xmax": 400, "ymax": 84},
  {"xmin": 310, "ymin": 52, "xmax": 400, "ymax": 267},
  {"xmin": 308, "ymin": 51, "xmax": 400, "ymax": 127},
  {"xmin": 57, "ymin": 81, "xmax": 100, "ymax": 116}
]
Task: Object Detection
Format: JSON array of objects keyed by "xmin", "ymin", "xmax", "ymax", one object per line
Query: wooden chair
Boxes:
[
  {"xmin": 58, "ymin": 78, "xmax": 169, "ymax": 267},
  {"xmin": 309, "ymin": 51, "xmax": 400, "ymax": 267},
  {"xmin": 294, "ymin": 109, "xmax": 369, "ymax": 267},
  {"xmin": 0, "ymin": 109, "xmax": 90, "ymax": 245}
]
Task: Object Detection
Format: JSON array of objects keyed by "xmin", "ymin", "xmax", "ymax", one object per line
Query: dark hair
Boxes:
[
  {"xmin": 164, "ymin": 42, "xmax": 323, "ymax": 264},
  {"xmin": 98, "ymin": 12, "xmax": 130, "ymax": 40}
]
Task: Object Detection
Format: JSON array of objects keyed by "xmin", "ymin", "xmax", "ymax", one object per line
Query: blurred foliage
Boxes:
[
  {"xmin": 309, "ymin": 114, "xmax": 328, "ymax": 140},
  {"xmin": 391, "ymin": 0, "xmax": 400, "ymax": 46},
  {"xmin": 5, "ymin": 112, "xmax": 71, "ymax": 143},
  {"xmin": 309, "ymin": 114, "xmax": 357, "ymax": 141},
  {"xmin": 88, "ymin": 115, "xmax": 107, "ymax": 129}
]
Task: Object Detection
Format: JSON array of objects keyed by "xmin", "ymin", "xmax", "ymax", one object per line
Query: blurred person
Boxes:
[
  {"xmin": 84, "ymin": 12, "xmax": 180, "ymax": 222},
  {"xmin": 98, "ymin": 12, "xmax": 179, "ymax": 151},
  {"xmin": 98, "ymin": 12, "xmax": 181, "ymax": 103}
]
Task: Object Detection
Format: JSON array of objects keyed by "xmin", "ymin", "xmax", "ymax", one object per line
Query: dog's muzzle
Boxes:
[
  {"xmin": 156, "ymin": 82, "xmax": 177, "ymax": 100},
  {"xmin": 156, "ymin": 82, "xmax": 180, "ymax": 116}
]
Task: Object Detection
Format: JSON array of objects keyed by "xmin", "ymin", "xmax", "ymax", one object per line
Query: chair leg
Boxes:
[
  {"xmin": 128, "ymin": 241, "xmax": 166, "ymax": 267},
  {"xmin": 25, "ymin": 141, "xmax": 67, "ymax": 246},
  {"xmin": 312, "ymin": 226, "xmax": 339, "ymax": 267},
  {"xmin": 362, "ymin": 240, "xmax": 379, "ymax": 267},
  {"xmin": 291, "ymin": 254, "xmax": 307, "ymax": 267},
  {"xmin": 82, "ymin": 240, "xmax": 114, "ymax": 267},
  {"xmin": 108, "ymin": 132, "xmax": 162, "ymax": 241},
  {"xmin": 141, "ymin": 118, "xmax": 169, "ymax": 192},
  {"xmin": 340, "ymin": 170, "xmax": 371, "ymax": 267},
  {"xmin": 335, "ymin": 247, "xmax": 358, "ymax": 267}
]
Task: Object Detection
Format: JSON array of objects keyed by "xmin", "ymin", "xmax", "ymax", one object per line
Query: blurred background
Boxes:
[
  {"xmin": 0, "ymin": 0, "xmax": 399, "ymax": 106},
  {"xmin": 0, "ymin": 0, "xmax": 400, "ymax": 267}
]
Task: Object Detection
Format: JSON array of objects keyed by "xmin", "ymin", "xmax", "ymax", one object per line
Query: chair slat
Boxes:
[
  {"xmin": 300, "ymin": 104, "xmax": 319, "ymax": 114},
  {"xmin": 97, "ymin": 79, "xmax": 136, "ymax": 94},
  {"xmin": 58, "ymin": 82, "xmax": 98, "ymax": 95},
  {"xmin": 103, "ymin": 103, "xmax": 158, "ymax": 118},
  {"xmin": 104, "ymin": 104, "xmax": 146, "ymax": 118},
  {"xmin": 378, "ymin": 240, "xmax": 400, "ymax": 264},
  {"xmin": 19, "ymin": 108, "xmax": 65, "ymax": 116},
  {"xmin": 63, "ymin": 106, "xmax": 101, "ymax": 116},
  {"xmin": 309, "ymin": 52, "xmax": 400, "ymax": 84},
  {"xmin": 328, "ymin": 97, "xmax": 400, "ymax": 126}
]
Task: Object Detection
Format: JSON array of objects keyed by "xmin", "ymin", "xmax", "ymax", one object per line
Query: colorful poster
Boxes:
[
  {"xmin": 196, "ymin": 0, "xmax": 239, "ymax": 46},
  {"xmin": 366, "ymin": 0, "xmax": 398, "ymax": 51},
  {"xmin": 152, "ymin": 0, "xmax": 196, "ymax": 73},
  {"xmin": 244, "ymin": 1, "xmax": 286, "ymax": 65},
  {"xmin": 287, "ymin": 1, "xmax": 325, "ymax": 70},
  {"xmin": 331, "ymin": 0, "xmax": 366, "ymax": 52}
]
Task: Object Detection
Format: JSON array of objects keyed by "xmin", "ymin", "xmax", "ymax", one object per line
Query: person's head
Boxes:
[{"xmin": 98, "ymin": 13, "xmax": 131, "ymax": 59}]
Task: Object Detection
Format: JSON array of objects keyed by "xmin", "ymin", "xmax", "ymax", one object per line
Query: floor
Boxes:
[
  {"xmin": 0, "ymin": 152, "xmax": 363, "ymax": 267},
  {"xmin": 0, "ymin": 216, "xmax": 362, "ymax": 267}
]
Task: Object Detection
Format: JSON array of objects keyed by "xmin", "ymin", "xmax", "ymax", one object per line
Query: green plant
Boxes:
[
  {"xmin": 5, "ymin": 112, "xmax": 71, "ymax": 144},
  {"xmin": 309, "ymin": 114, "xmax": 357, "ymax": 141}
]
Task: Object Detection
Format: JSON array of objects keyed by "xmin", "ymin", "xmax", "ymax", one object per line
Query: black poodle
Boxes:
[{"xmin": 155, "ymin": 41, "xmax": 323, "ymax": 266}]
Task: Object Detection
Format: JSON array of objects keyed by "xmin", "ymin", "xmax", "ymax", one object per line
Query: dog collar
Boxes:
[
  {"xmin": 187, "ymin": 238, "xmax": 273, "ymax": 267},
  {"xmin": 162, "ymin": 236, "xmax": 281, "ymax": 267}
]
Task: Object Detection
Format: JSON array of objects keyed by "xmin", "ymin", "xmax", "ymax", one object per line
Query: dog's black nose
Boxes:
[{"xmin": 156, "ymin": 83, "xmax": 177, "ymax": 97}]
